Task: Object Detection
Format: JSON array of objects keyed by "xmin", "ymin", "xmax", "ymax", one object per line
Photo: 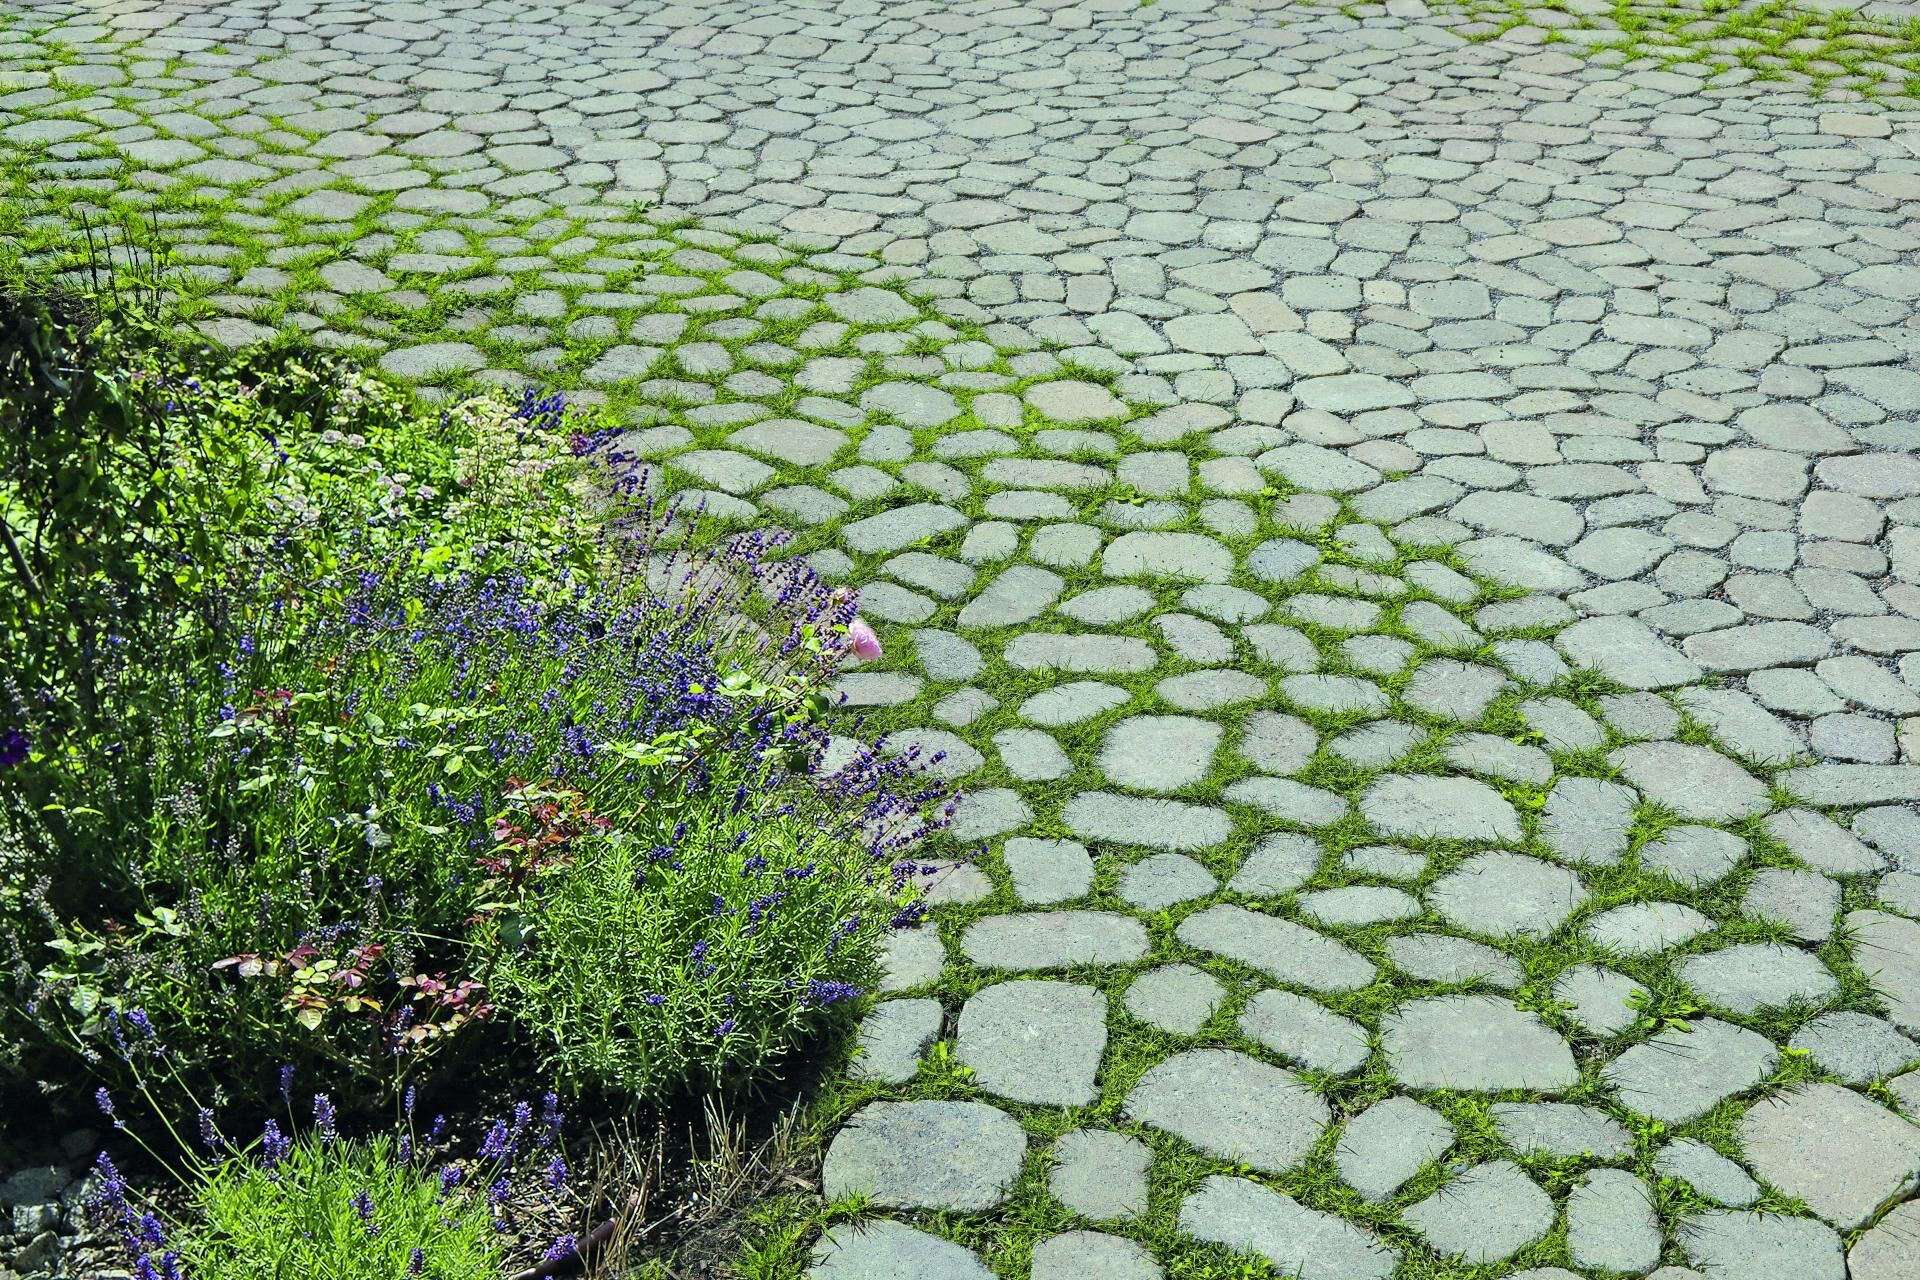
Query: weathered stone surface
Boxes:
[
  {"xmin": 1849, "ymin": 1199, "xmax": 1920, "ymax": 1280},
  {"xmin": 1335, "ymin": 1097, "xmax": 1453, "ymax": 1202},
  {"xmin": 1123, "ymin": 964, "xmax": 1223, "ymax": 1036},
  {"xmin": 1739, "ymin": 1084, "xmax": 1920, "ymax": 1229},
  {"xmin": 1848, "ymin": 910, "xmax": 1920, "ymax": 1035},
  {"xmin": 1359, "ymin": 776, "xmax": 1522, "ymax": 842},
  {"xmin": 809, "ymin": 1219, "xmax": 993, "ymax": 1279},
  {"xmin": 1123, "ymin": 1050, "xmax": 1329, "ymax": 1174},
  {"xmin": 1239, "ymin": 989, "xmax": 1370, "ymax": 1075},
  {"xmin": 1049, "ymin": 1130, "xmax": 1151, "ymax": 1221},
  {"xmin": 1492, "ymin": 1103, "xmax": 1631, "ymax": 1159},
  {"xmin": 1402, "ymin": 1161, "xmax": 1553, "ymax": 1264},
  {"xmin": 1681, "ymin": 1212, "xmax": 1846, "ymax": 1280},
  {"xmin": 1063, "ymin": 793, "xmax": 1232, "ymax": 851},
  {"xmin": 1030, "ymin": 1232, "xmax": 1162, "ymax": 1280},
  {"xmin": 1566, "ymin": 1170, "xmax": 1661, "ymax": 1274},
  {"xmin": 1179, "ymin": 1176, "xmax": 1397, "ymax": 1280},
  {"xmin": 1678, "ymin": 943, "xmax": 1839, "ymax": 1014},
  {"xmin": 961, "ymin": 912, "xmax": 1149, "ymax": 971},
  {"xmin": 822, "ymin": 1102, "xmax": 1026, "ymax": 1211},
  {"xmin": 957, "ymin": 981, "xmax": 1106, "ymax": 1107},
  {"xmin": 1176, "ymin": 905, "xmax": 1377, "ymax": 992},
  {"xmin": 1382, "ymin": 996, "xmax": 1576, "ymax": 1092},
  {"xmin": 1610, "ymin": 742, "xmax": 1771, "ymax": 821},
  {"xmin": 1428, "ymin": 852, "xmax": 1586, "ymax": 938},
  {"xmin": 1605, "ymin": 1019, "xmax": 1778, "ymax": 1123},
  {"xmin": 852, "ymin": 999, "xmax": 943, "ymax": 1084}
]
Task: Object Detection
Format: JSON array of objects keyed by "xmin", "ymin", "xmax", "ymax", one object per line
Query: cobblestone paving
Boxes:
[{"xmin": 6, "ymin": 0, "xmax": 1920, "ymax": 1275}]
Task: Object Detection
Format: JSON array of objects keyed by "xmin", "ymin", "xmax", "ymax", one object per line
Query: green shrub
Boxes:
[{"xmin": 3, "ymin": 300, "xmax": 947, "ymax": 1113}]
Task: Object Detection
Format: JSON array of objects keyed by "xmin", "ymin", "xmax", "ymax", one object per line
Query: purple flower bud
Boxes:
[{"xmin": 312, "ymin": 1094, "xmax": 337, "ymax": 1142}]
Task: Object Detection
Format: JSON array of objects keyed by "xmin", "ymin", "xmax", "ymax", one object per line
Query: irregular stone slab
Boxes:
[
  {"xmin": 879, "ymin": 928, "xmax": 945, "ymax": 993},
  {"xmin": 1063, "ymin": 793, "xmax": 1231, "ymax": 852},
  {"xmin": 1384, "ymin": 934, "xmax": 1524, "ymax": 988},
  {"xmin": 1610, "ymin": 743, "xmax": 1770, "ymax": 822},
  {"xmin": 1492, "ymin": 1103, "xmax": 1632, "ymax": 1159},
  {"xmin": 1123, "ymin": 1050, "xmax": 1329, "ymax": 1174},
  {"xmin": 1049, "ymin": 1130, "xmax": 1150, "ymax": 1221},
  {"xmin": 1849, "ymin": 1199, "xmax": 1920, "ymax": 1280},
  {"xmin": 1782, "ymin": 766, "xmax": 1920, "ymax": 807},
  {"xmin": 1584, "ymin": 901, "xmax": 1715, "ymax": 955},
  {"xmin": 1335, "ymin": 1097, "xmax": 1453, "ymax": 1202},
  {"xmin": 1224, "ymin": 778, "xmax": 1348, "ymax": 826},
  {"xmin": 1383, "ymin": 996, "xmax": 1576, "ymax": 1092},
  {"xmin": 1298, "ymin": 886, "xmax": 1420, "ymax": 927},
  {"xmin": 1117, "ymin": 853, "xmax": 1216, "ymax": 911},
  {"xmin": 1641, "ymin": 825, "xmax": 1748, "ymax": 887},
  {"xmin": 961, "ymin": 912, "xmax": 1149, "ymax": 971},
  {"xmin": 1743, "ymin": 869, "xmax": 1839, "ymax": 942},
  {"xmin": 1239, "ymin": 989, "xmax": 1370, "ymax": 1075},
  {"xmin": 1102, "ymin": 531, "xmax": 1232, "ymax": 583},
  {"xmin": 809, "ymin": 1219, "xmax": 993, "ymax": 1279},
  {"xmin": 1239, "ymin": 712, "xmax": 1317, "ymax": 776},
  {"xmin": 958, "ymin": 565, "xmax": 1063, "ymax": 628},
  {"xmin": 1678, "ymin": 943, "xmax": 1839, "ymax": 1014},
  {"xmin": 1739, "ymin": 1084, "xmax": 1920, "ymax": 1229},
  {"xmin": 1019, "ymin": 681, "xmax": 1130, "ymax": 727},
  {"xmin": 1541, "ymin": 777, "xmax": 1637, "ymax": 867},
  {"xmin": 1176, "ymin": 905, "xmax": 1377, "ymax": 992},
  {"xmin": 821, "ymin": 1101, "xmax": 1026, "ymax": 1211},
  {"xmin": 1124, "ymin": 964, "xmax": 1224, "ymax": 1036},
  {"xmin": 1228, "ymin": 833, "xmax": 1322, "ymax": 896},
  {"xmin": 1100, "ymin": 716, "xmax": 1221, "ymax": 793},
  {"xmin": 1002, "ymin": 838, "xmax": 1093, "ymax": 906},
  {"xmin": 1847, "ymin": 910, "xmax": 1920, "ymax": 1036},
  {"xmin": 1567, "ymin": 1170, "xmax": 1661, "ymax": 1274},
  {"xmin": 843, "ymin": 503, "xmax": 968, "ymax": 555},
  {"xmin": 1030, "ymin": 1231, "xmax": 1161, "ymax": 1280},
  {"xmin": 1179, "ymin": 1175, "xmax": 1397, "ymax": 1280},
  {"xmin": 1686, "ymin": 621, "xmax": 1834, "ymax": 673},
  {"xmin": 1359, "ymin": 775, "xmax": 1522, "ymax": 842},
  {"xmin": 957, "ymin": 981, "xmax": 1106, "ymax": 1107},
  {"xmin": 1004, "ymin": 633, "xmax": 1157, "ymax": 675},
  {"xmin": 1766, "ymin": 809, "xmax": 1885, "ymax": 875},
  {"xmin": 1552, "ymin": 965, "xmax": 1647, "ymax": 1037},
  {"xmin": 852, "ymin": 999, "xmax": 944, "ymax": 1085},
  {"xmin": 1402, "ymin": 1161, "xmax": 1553, "ymax": 1264},
  {"xmin": 1557, "ymin": 615, "xmax": 1702, "ymax": 690},
  {"xmin": 1605, "ymin": 1019, "xmax": 1778, "ymax": 1123},
  {"xmin": 1654, "ymin": 1139, "xmax": 1759, "ymax": 1207},
  {"xmin": 1428, "ymin": 852, "xmax": 1586, "ymax": 939},
  {"xmin": 1681, "ymin": 1211, "xmax": 1845, "ymax": 1280}
]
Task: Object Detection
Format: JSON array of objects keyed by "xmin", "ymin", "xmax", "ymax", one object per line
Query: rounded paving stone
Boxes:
[
  {"xmin": 1401, "ymin": 1161, "xmax": 1553, "ymax": 1264},
  {"xmin": 1048, "ymin": 1129, "xmax": 1151, "ymax": 1222},
  {"xmin": 821, "ymin": 1101, "xmax": 1027, "ymax": 1211},
  {"xmin": 1382, "ymin": 995, "xmax": 1577, "ymax": 1092},
  {"xmin": 1678, "ymin": 943, "xmax": 1840, "ymax": 1014},
  {"xmin": 1609, "ymin": 742, "xmax": 1772, "ymax": 821},
  {"xmin": 1428, "ymin": 852, "xmax": 1587, "ymax": 939},
  {"xmin": 1359, "ymin": 775, "xmax": 1523, "ymax": 842},
  {"xmin": 1030, "ymin": 1231, "xmax": 1161, "ymax": 1280},
  {"xmin": 960, "ymin": 912, "xmax": 1149, "ymax": 971},
  {"xmin": 1178, "ymin": 1175, "xmax": 1397, "ymax": 1280},
  {"xmin": 1123, "ymin": 1049, "xmax": 1330, "ymax": 1174},
  {"xmin": 1123, "ymin": 964, "xmax": 1225, "ymax": 1036},
  {"xmin": 956, "ymin": 980, "xmax": 1107, "ymax": 1107},
  {"xmin": 1335, "ymin": 1096, "xmax": 1454, "ymax": 1203},
  {"xmin": 1604, "ymin": 1018, "xmax": 1779, "ymax": 1123},
  {"xmin": 1239, "ymin": 989, "xmax": 1371, "ymax": 1075},
  {"xmin": 809, "ymin": 1219, "xmax": 992, "ymax": 1279},
  {"xmin": 1099, "ymin": 715, "xmax": 1221, "ymax": 793},
  {"xmin": 1117, "ymin": 852, "xmax": 1217, "ymax": 911}
]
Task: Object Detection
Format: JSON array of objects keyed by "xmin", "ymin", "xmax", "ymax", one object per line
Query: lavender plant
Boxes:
[
  {"xmin": 89, "ymin": 1084, "xmax": 576, "ymax": 1280},
  {"xmin": 4, "ymin": 316, "xmax": 947, "ymax": 1112}
]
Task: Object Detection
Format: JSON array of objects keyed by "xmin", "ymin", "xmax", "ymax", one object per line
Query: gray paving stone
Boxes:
[
  {"xmin": 1100, "ymin": 716, "xmax": 1221, "ymax": 794},
  {"xmin": 1384, "ymin": 934, "xmax": 1524, "ymax": 989},
  {"xmin": 1117, "ymin": 853, "xmax": 1217, "ymax": 912},
  {"xmin": 1228, "ymin": 833, "xmax": 1322, "ymax": 897},
  {"xmin": 1001, "ymin": 838, "xmax": 1092, "ymax": 906},
  {"xmin": 1401, "ymin": 1161, "xmax": 1553, "ymax": 1264},
  {"xmin": 1552, "ymin": 964, "xmax": 1647, "ymax": 1037},
  {"xmin": 1180, "ymin": 1176, "xmax": 1397, "ymax": 1280},
  {"xmin": 1123, "ymin": 1049, "xmax": 1329, "ymax": 1175},
  {"xmin": 852, "ymin": 999, "xmax": 944, "ymax": 1085},
  {"xmin": 1610, "ymin": 742, "xmax": 1771, "ymax": 821},
  {"xmin": 1681, "ymin": 1212, "xmax": 1845, "ymax": 1280},
  {"xmin": 1177, "ymin": 905, "xmax": 1376, "ymax": 993},
  {"xmin": 1641, "ymin": 824, "xmax": 1749, "ymax": 887},
  {"xmin": 1848, "ymin": 910, "xmax": 1920, "ymax": 1037},
  {"xmin": 1382, "ymin": 995, "xmax": 1576, "ymax": 1092},
  {"xmin": 1064, "ymin": 792, "xmax": 1230, "ymax": 852},
  {"xmin": 1359, "ymin": 776, "xmax": 1521, "ymax": 843},
  {"xmin": 1557, "ymin": 615, "xmax": 1703, "ymax": 690},
  {"xmin": 1605, "ymin": 1019, "xmax": 1778, "ymax": 1123},
  {"xmin": 1491, "ymin": 1103, "xmax": 1632, "ymax": 1159},
  {"xmin": 1428, "ymin": 852, "xmax": 1586, "ymax": 939},
  {"xmin": 1541, "ymin": 777, "xmax": 1638, "ymax": 868},
  {"xmin": 960, "ymin": 912, "xmax": 1149, "ymax": 972},
  {"xmin": 1789, "ymin": 1012, "xmax": 1920, "ymax": 1084},
  {"xmin": 1678, "ymin": 943, "xmax": 1839, "ymax": 1014},
  {"xmin": 1847, "ymin": 1199, "xmax": 1920, "ymax": 1280},
  {"xmin": 809, "ymin": 1219, "xmax": 993, "ymax": 1279},
  {"xmin": 1566, "ymin": 1170, "xmax": 1661, "ymax": 1274},
  {"xmin": 1239, "ymin": 989, "xmax": 1370, "ymax": 1075},
  {"xmin": 1335, "ymin": 1096, "xmax": 1453, "ymax": 1203},
  {"xmin": 1584, "ymin": 901, "xmax": 1715, "ymax": 955},
  {"xmin": 1654, "ymin": 1139, "xmax": 1760, "ymax": 1208},
  {"xmin": 1739, "ymin": 1083, "xmax": 1920, "ymax": 1229},
  {"xmin": 1029, "ymin": 1231, "xmax": 1161, "ymax": 1280},
  {"xmin": 822, "ymin": 1101, "xmax": 1026, "ymax": 1211},
  {"xmin": 957, "ymin": 980, "xmax": 1106, "ymax": 1107},
  {"xmin": 1123, "ymin": 964, "xmax": 1224, "ymax": 1037},
  {"xmin": 1049, "ymin": 1130, "xmax": 1150, "ymax": 1222},
  {"xmin": 879, "ymin": 927, "xmax": 945, "ymax": 994}
]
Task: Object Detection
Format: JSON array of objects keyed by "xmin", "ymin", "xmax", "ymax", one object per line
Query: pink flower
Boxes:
[{"xmin": 847, "ymin": 616, "xmax": 883, "ymax": 662}]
